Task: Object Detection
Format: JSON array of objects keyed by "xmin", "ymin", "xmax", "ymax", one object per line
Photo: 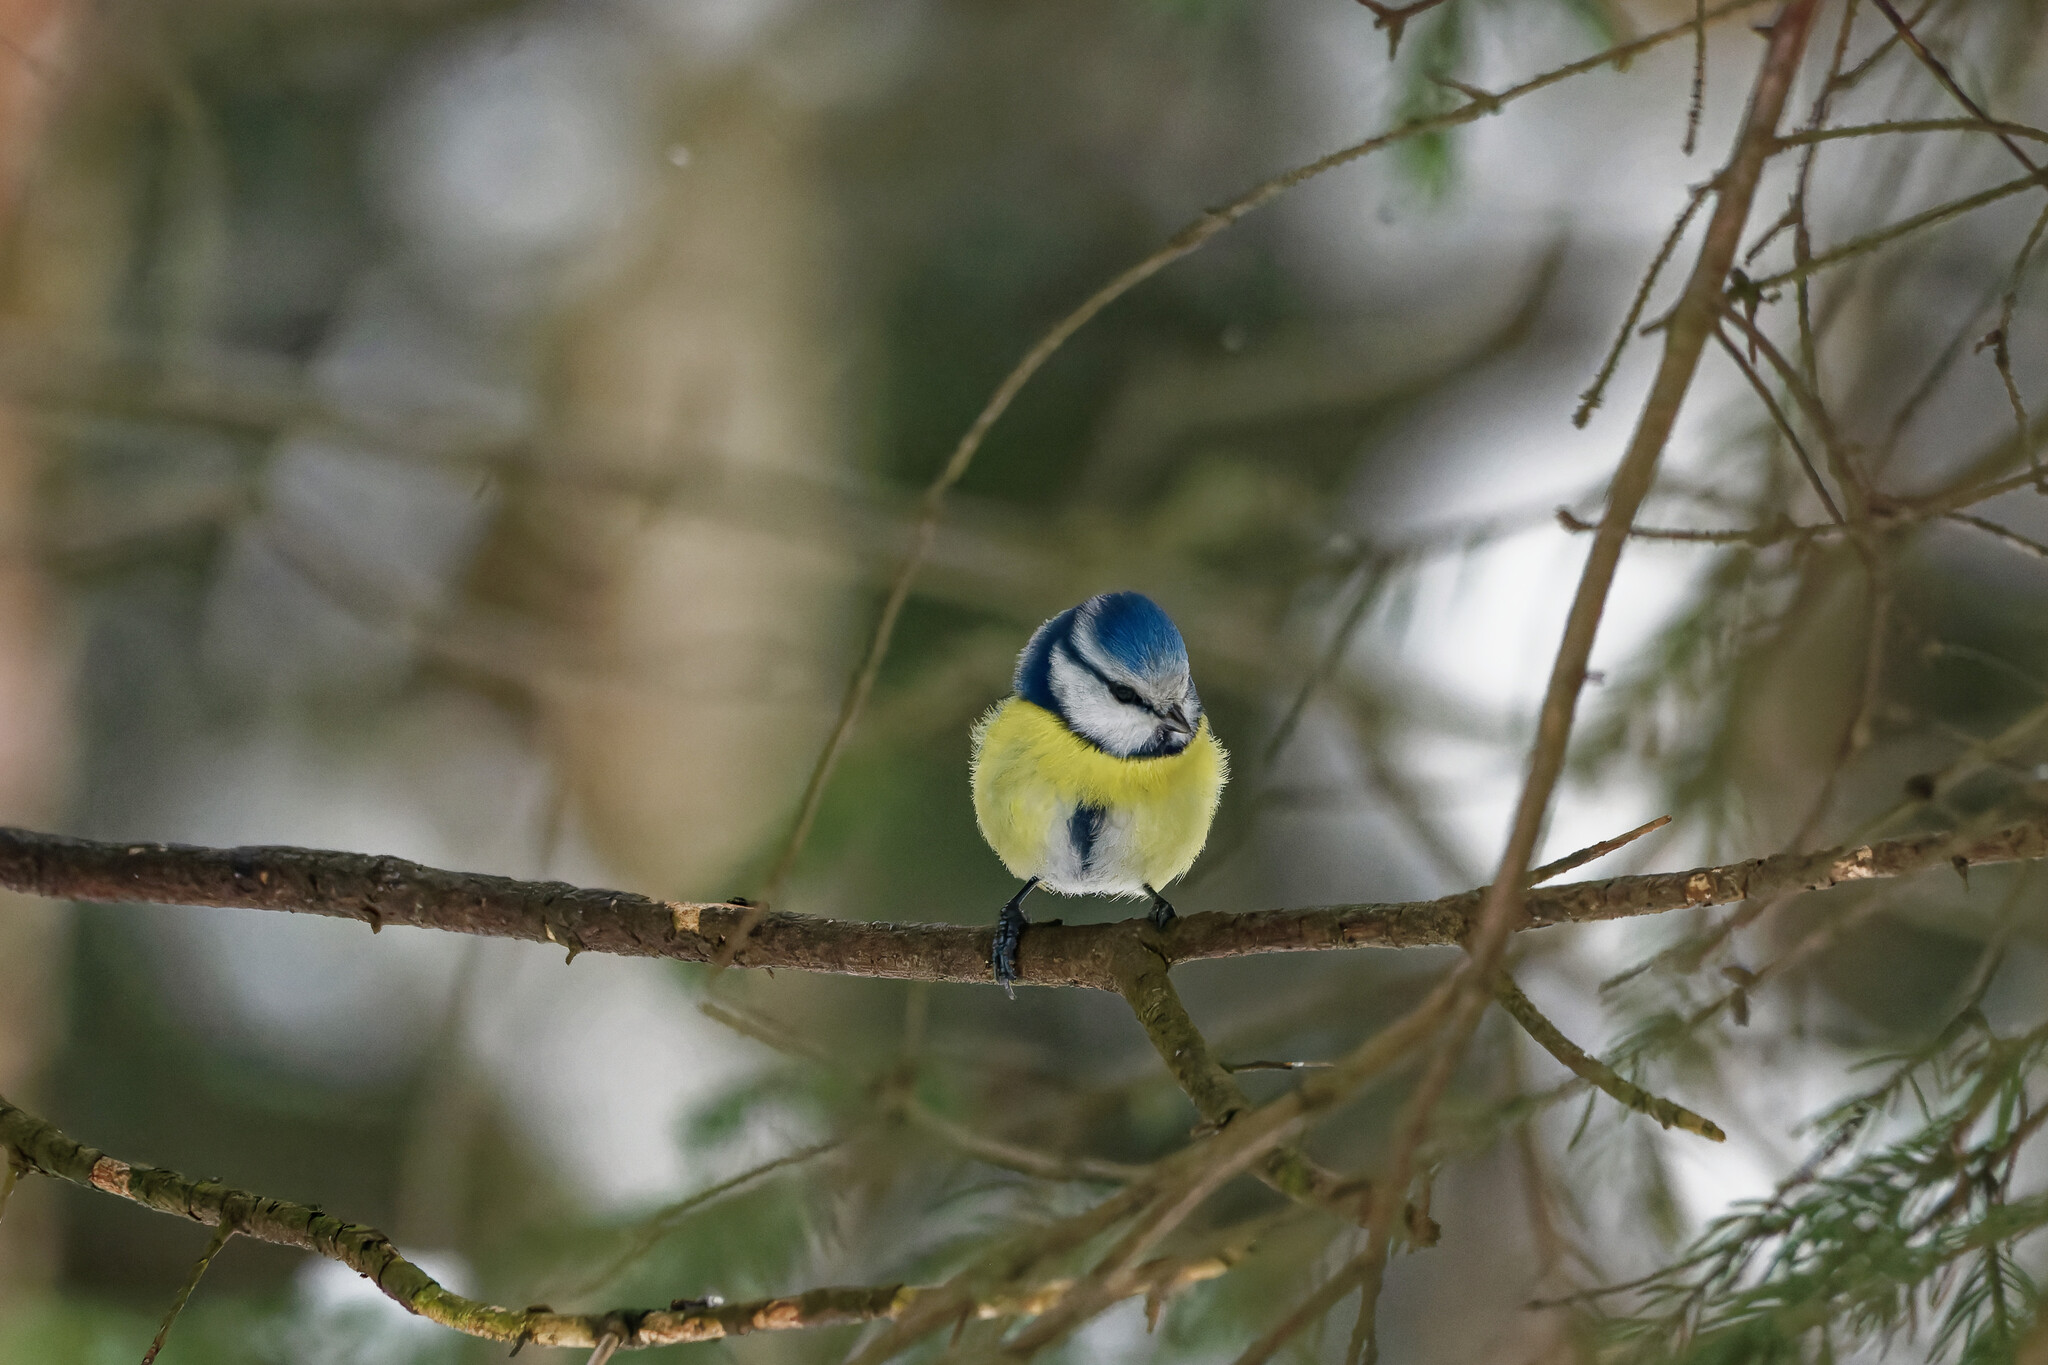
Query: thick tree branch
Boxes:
[{"xmin": 0, "ymin": 819, "xmax": 2042, "ymax": 988}]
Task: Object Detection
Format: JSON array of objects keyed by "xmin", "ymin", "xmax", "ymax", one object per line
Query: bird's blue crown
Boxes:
[{"xmin": 1015, "ymin": 592, "xmax": 1191, "ymax": 717}]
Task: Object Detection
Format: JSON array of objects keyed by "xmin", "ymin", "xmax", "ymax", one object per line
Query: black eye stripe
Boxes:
[{"xmin": 1059, "ymin": 641, "xmax": 1172, "ymax": 716}]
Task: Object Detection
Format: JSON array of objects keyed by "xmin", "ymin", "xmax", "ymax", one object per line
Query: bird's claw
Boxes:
[
  {"xmin": 994, "ymin": 902, "xmax": 1026, "ymax": 999},
  {"xmin": 1146, "ymin": 885, "xmax": 1177, "ymax": 931}
]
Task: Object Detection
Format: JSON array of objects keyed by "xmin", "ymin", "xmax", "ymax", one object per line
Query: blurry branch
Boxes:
[
  {"xmin": 1109, "ymin": 941, "xmax": 1372, "ymax": 1221},
  {"xmin": 1528, "ymin": 814, "xmax": 1671, "ymax": 884},
  {"xmin": 748, "ymin": 0, "xmax": 1776, "ymax": 923},
  {"xmin": 555, "ymin": 1135, "xmax": 852, "ymax": 1299},
  {"xmin": 0, "ymin": 1089, "xmax": 1246, "ymax": 1357},
  {"xmin": 1576, "ymin": 184, "xmax": 1710, "ymax": 428},
  {"xmin": 1356, "ymin": 9, "xmax": 1822, "ymax": 1340},
  {"xmin": 1229, "ymin": 1241, "xmax": 1378, "ymax": 1365},
  {"xmin": 1492, "ymin": 975, "xmax": 1724, "ymax": 1141},
  {"xmin": 1570, "ymin": 116, "xmax": 2048, "ymax": 431},
  {"xmin": 1868, "ymin": 0, "xmax": 2044, "ymax": 176},
  {"xmin": 140, "ymin": 1219, "xmax": 234, "ymax": 1365},
  {"xmin": 565, "ymin": 1106, "xmax": 1142, "ymax": 1305},
  {"xmin": 1353, "ymin": 0, "xmax": 1453, "ymax": 59},
  {"xmin": 1710, "ymin": 324, "xmax": 1844, "ymax": 523},
  {"xmin": 844, "ymin": 982, "xmax": 1461, "ymax": 1364},
  {"xmin": 1867, "ymin": 0, "xmax": 2048, "ymax": 487},
  {"xmin": 1777, "ymin": 117, "xmax": 2048, "ymax": 153},
  {"xmin": 898, "ymin": 1101, "xmax": 1145, "ymax": 1186},
  {"xmin": 1265, "ymin": 558, "xmax": 1391, "ymax": 765},
  {"xmin": 697, "ymin": 997, "xmax": 829, "ymax": 1062},
  {"xmin": 1556, "ymin": 469, "xmax": 2048, "ymax": 551},
  {"xmin": 1749, "ymin": 164, "xmax": 2048, "ymax": 293},
  {"xmin": 0, "ymin": 1093, "xmax": 917, "ymax": 1350},
  {"xmin": 4, "ymin": 817, "xmax": 2048, "ymax": 987},
  {"xmin": 1947, "ymin": 511, "xmax": 2048, "ymax": 560}
]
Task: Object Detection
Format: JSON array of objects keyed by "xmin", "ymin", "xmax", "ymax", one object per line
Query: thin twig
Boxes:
[
  {"xmin": 1751, "ymin": 164, "xmax": 2048, "ymax": 293},
  {"xmin": 1356, "ymin": 0, "xmax": 1454, "ymax": 59},
  {"xmin": 1684, "ymin": 0, "xmax": 1707, "ymax": 156},
  {"xmin": 554, "ymin": 1135, "xmax": 852, "ymax": 1299},
  {"xmin": 1867, "ymin": 0, "xmax": 2048, "ymax": 488},
  {"xmin": 1575, "ymin": 185, "xmax": 1711, "ymax": 428},
  {"xmin": 140, "ymin": 1217, "xmax": 236, "ymax": 1365},
  {"xmin": 1830, "ymin": 0, "xmax": 1932, "ymax": 91},
  {"xmin": 1868, "ymin": 0, "xmax": 2041, "ymax": 175},
  {"xmin": 1528, "ymin": 815, "xmax": 1672, "ymax": 885},
  {"xmin": 1779, "ymin": 117, "xmax": 2048, "ymax": 152},
  {"xmin": 1709, "ymin": 325, "xmax": 1845, "ymax": 523},
  {"xmin": 902, "ymin": 1100, "xmax": 1144, "ymax": 1185},
  {"xmin": 1556, "ymin": 506, "xmax": 1827, "ymax": 546},
  {"xmin": 1493, "ymin": 975, "xmax": 1725, "ymax": 1140},
  {"xmin": 1947, "ymin": 512, "xmax": 2048, "ymax": 560},
  {"xmin": 1266, "ymin": 558, "xmax": 1390, "ymax": 766},
  {"xmin": 1713, "ymin": 302, "xmax": 1862, "ymax": 512},
  {"xmin": 1229, "ymin": 1243, "xmax": 1376, "ymax": 1365}
]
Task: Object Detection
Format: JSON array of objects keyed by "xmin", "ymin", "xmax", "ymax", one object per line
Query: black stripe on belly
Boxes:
[{"xmin": 1069, "ymin": 804, "xmax": 1107, "ymax": 874}]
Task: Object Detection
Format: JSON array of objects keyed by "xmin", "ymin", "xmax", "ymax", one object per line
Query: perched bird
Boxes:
[{"xmin": 970, "ymin": 591, "xmax": 1229, "ymax": 993}]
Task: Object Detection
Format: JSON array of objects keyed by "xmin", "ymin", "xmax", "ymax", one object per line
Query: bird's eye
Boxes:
[{"xmin": 1108, "ymin": 682, "xmax": 1140, "ymax": 706}]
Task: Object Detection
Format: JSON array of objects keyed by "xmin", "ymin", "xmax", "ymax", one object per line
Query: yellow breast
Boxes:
[{"xmin": 969, "ymin": 697, "xmax": 1228, "ymax": 893}]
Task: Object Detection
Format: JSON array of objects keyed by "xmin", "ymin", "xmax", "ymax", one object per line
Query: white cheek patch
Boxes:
[{"xmin": 1048, "ymin": 649, "xmax": 1157, "ymax": 757}]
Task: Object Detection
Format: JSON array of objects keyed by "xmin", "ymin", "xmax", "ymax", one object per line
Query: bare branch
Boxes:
[
  {"xmin": 141, "ymin": 1219, "xmax": 235, "ymax": 1365},
  {"xmin": 1528, "ymin": 815, "xmax": 1672, "ymax": 885},
  {"xmin": 1948, "ymin": 511, "xmax": 2048, "ymax": 561},
  {"xmin": 0, "ymin": 1092, "xmax": 916, "ymax": 1351},
  {"xmin": 1355, "ymin": 0, "xmax": 1453, "ymax": 60},
  {"xmin": 1493, "ymin": 975, "xmax": 1725, "ymax": 1141},
  {"xmin": 1, "ymin": 817, "xmax": 2044, "ymax": 988},
  {"xmin": 1751, "ymin": 165, "xmax": 2048, "ymax": 293},
  {"xmin": 1109, "ymin": 941, "xmax": 1372, "ymax": 1220}
]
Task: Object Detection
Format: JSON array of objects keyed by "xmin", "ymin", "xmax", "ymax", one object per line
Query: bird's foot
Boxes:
[
  {"xmin": 1145, "ymin": 884, "xmax": 1176, "ymax": 931},
  {"xmin": 994, "ymin": 905, "xmax": 1026, "ymax": 999},
  {"xmin": 994, "ymin": 878, "xmax": 1038, "ymax": 999}
]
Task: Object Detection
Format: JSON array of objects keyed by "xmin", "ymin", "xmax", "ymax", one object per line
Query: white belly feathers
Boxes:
[{"xmin": 1037, "ymin": 801, "xmax": 1146, "ymax": 897}]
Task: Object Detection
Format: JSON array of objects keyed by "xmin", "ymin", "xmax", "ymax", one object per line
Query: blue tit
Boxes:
[{"xmin": 970, "ymin": 591, "xmax": 1229, "ymax": 994}]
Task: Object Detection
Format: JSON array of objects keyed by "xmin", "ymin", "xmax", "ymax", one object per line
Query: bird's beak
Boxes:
[{"xmin": 1162, "ymin": 703, "xmax": 1193, "ymax": 736}]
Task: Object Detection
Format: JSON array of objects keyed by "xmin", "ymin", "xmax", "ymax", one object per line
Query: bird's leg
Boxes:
[
  {"xmin": 1144, "ymin": 883, "xmax": 1176, "ymax": 931},
  {"xmin": 994, "ymin": 877, "xmax": 1039, "ymax": 998}
]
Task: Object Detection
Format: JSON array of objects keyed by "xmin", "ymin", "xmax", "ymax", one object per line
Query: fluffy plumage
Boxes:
[
  {"xmin": 971, "ymin": 592, "xmax": 1229, "ymax": 990},
  {"xmin": 971, "ymin": 697, "xmax": 1228, "ymax": 895}
]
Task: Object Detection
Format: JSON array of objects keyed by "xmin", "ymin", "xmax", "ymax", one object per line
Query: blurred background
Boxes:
[{"xmin": 3, "ymin": 0, "xmax": 2048, "ymax": 1360}]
